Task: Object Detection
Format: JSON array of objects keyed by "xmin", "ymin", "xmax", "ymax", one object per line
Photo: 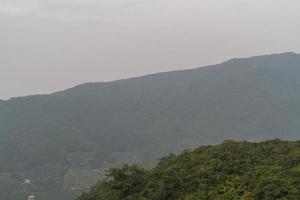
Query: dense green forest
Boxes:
[{"xmin": 78, "ymin": 140, "xmax": 300, "ymax": 200}]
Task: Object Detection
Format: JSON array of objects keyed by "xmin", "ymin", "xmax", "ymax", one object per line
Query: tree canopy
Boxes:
[{"xmin": 77, "ymin": 140, "xmax": 300, "ymax": 200}]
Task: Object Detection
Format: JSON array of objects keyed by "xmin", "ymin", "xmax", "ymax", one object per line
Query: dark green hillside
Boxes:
[
  {"xmin": 78, "ymin": 140, "xmax": 300, "ymax": 200},
  {"xmin": 1, "ymin": 52, "xmax": 300, "ymax": 199}
]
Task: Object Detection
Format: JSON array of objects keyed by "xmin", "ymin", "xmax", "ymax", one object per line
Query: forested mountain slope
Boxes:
[
  {"xmin": 1, "ymin": 52, "xmax": 300, "ymax": 199},
  {"xmin": 78, "ymin": 140, "xmax": 300, "ymax": 200}
]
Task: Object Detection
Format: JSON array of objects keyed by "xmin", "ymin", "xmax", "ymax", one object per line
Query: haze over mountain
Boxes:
[
  {"xmin": 2, "ymin": 0, "xmax": 300, "ymax": 99},
  {"xmin": 1, "ymin": 52, "xmax": 300, "ymax": 199}
]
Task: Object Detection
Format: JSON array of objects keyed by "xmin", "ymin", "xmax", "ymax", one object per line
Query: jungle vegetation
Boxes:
[{"xmin": 78, "ymin": 140, "xmax": 300, "ymax": 200}]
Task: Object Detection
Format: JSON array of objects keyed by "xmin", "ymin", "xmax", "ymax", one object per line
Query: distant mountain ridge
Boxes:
[{"xmin": 1, "ymin": 52, "xmax": 300, "ymax": 200}]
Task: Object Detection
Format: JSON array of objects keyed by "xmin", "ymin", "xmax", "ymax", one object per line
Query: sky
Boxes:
[{"xmin": 1, "ymin": 0, "xmax": 300, "ymax": 99}]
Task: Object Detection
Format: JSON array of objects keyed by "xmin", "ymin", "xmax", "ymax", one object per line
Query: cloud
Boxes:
[
  {"xmin": 0, "ymin": 3, "xmax": 38, "ymax": 16},
  {"xmin": 0, "ymin": 0, "xmax": 159, "ymax": 21}
]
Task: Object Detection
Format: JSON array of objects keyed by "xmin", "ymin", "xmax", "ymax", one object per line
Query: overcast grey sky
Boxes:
[{"xmin": 1, "ymin": 0, "xmax": 300, "ymax": 99}]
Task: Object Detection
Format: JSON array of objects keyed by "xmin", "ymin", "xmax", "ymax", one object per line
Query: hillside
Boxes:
[
  {"xmin": 77, "ymin": 140, "xmax": 300, "ymax": 200},
  {"xmin": 1, "ymin": 52, "xmax": 300, "ymax": 199}
]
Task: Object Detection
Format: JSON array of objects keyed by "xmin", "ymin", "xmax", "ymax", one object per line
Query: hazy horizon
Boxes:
[
  {"xmin": 1, "ymin": 51, "xmax": 299, "ymax": 100},
  {"xmin": 1, "ymin": 0, "xmax": 300, "ymax": 99}
]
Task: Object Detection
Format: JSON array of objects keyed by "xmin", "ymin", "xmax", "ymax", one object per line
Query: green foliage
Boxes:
[{"xmin": 77, "ymin": 140, "xmax": 300, "ymax": 200}]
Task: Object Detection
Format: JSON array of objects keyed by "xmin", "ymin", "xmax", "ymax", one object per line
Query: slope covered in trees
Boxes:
[
  {"xmin": 78, "ymin": 140, "xmax": 300, "ymax": 200},
  {"xmin": 1, "ymin": 52, "xmax": 300, "ymax": 199}
]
